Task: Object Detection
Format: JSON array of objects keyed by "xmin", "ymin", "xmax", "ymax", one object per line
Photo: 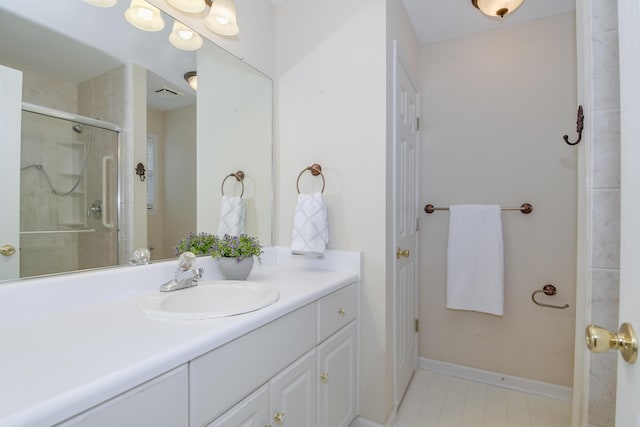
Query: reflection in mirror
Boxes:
[{"xmin": 0, "ymin": 1, "xmax": 272, "ymax": 281}]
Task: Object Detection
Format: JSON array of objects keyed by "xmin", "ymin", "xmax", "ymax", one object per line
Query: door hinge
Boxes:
[
  {"xmin": 415, "ymin": 319, "xmax": 420, "ymax": 333},
  {"xmin": 416, "ymin": 218, "xmax": 419, "ymax": 232},
  {"xmin": 416, "ymin": 117, "xmax": 420, "ymax": 131}
]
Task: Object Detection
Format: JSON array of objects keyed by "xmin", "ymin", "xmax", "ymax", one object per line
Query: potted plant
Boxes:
[
  {"xmin": 175, "ymin": 232, "xmax": 219, "ymax": 256},
  {"xmin": 211, "ymin": 234, "xmax": 263, "ymax": 280}
]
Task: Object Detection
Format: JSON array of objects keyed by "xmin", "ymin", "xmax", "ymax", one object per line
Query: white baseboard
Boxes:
[
  {"xmin": 419, "ymin": 358, "xmax": 573, "ymax": 402},
  {"xmin": 350, "ymin": 411, "xmax": 397, "ymax": 427}
]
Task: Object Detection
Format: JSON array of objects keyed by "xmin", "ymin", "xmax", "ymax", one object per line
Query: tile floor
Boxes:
[{"xmin": 397, "ymin": 370, "xmax": 572, "ymax": 427}]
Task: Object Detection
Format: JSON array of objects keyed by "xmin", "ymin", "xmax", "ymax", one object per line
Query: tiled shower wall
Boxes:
[
  {"xmin": 20, "ymin": 71, "xmax": 81, "ymax": 276},
  {"xmin": 587, "ymin": 1, "xmax": 620, "ymax": 426},
  {"xmin": 77, "ymin": 66, "xmax": 126, "ymax": 269}
]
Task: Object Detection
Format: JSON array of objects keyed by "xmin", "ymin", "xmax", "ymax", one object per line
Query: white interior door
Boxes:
[
  {"xmin": 0, "ymin": 65, "xmax": 22, "ymax": 280},
  {"xmin": 616, "ymin": 1, "xmax": 640, "ymax": 424},
  {"xmin": 393, "ymin": 42, "xmax": 419, "ymax": 407}
]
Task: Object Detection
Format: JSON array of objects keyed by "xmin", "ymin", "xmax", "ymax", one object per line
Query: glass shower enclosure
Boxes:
[{"xmin": 19, "ymin": 104, "xmax": 120, "ymax": 278}]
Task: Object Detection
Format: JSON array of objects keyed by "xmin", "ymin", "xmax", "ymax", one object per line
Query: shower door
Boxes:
[{"xmin": 19, "ymin": 109, "xmax": 119, "ymax": 278}]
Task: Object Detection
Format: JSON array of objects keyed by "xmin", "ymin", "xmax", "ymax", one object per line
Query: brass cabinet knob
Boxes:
[
  {"xmin": 320, "ymin": 372, "xmax": 329, "ymax": 383},
  {"xmin": 0, "ymin": 244, "xmax": 16, "ymax": 257},
  {"xmin": 273, "ymin": 412, "xmax": 285, "ymax": 425},
  {"xmin": 586, "ymin": 323, "xmax": 638, "ymax": 363},
  {"xmin": 396, "ymin": 247, "xmax": 410, "ymax": 259},
  {"xmin": 338, "ymin": 308, "xmax": 346, "ymax": 316}
]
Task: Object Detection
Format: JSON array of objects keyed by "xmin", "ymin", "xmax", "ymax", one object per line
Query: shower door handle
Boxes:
[{"xmin": 102, "ymin": 155, "xmax": 113, "ymax": 229}]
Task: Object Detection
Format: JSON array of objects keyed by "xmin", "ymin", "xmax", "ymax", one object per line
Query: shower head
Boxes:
[{"xmin": 72, "ymin": 124, "xmax": 85, "ymax": 134}]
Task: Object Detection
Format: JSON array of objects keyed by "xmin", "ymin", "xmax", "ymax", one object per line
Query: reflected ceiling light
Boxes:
[
  {"xmin": 471, "ymin": 0, "xmax": 524, "ymax": 18},
  {"xmin": 169, "ymin": 20, "xmax": 203, "ymax": 50},
  {"xmin": 166, "ymin": 0, "xmax": 206, "ymax": 14},
  {"xmin": 125, "ymin": 0, "xmax": 165, "ymax": 32},
  {"xmin": 184, "ymin": 71, "xmax": 198, "ymax": 91},
  {"xmin": 82, "ymin": 0, "xmax": 118, "ymax": 6},
  {"xmin": 205, "ymin": 0, "xmax": 239, "ymax": 36}
]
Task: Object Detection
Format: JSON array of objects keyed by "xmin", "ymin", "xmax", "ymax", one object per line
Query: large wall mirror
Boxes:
[{"xmin": 0, "ymin": 0, "xmax": 272, "ymax": 281}]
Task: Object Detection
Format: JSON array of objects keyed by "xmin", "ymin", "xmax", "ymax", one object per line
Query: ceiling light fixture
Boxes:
[
  {"xmin": 166, "ymin": 0, "xmax": 206, "ymax": 14},
  {"xmin": 169, "ymin": 20, "xmax": 203, "ymax": 50},
  {"xmin": 82, "ymin": 0, "xmax": 118, "ymax": 6},
  {"xmin": 125, "ymin": 0, "xmax": 165, "ymax": 32},
  {"xmin": 184, "ymin": 71, "xmax": 198, "ymax": 91},
  {"xmin": 471, "ymin": 0, "xmax": 524, "ymax": 18},
  {"xmin": 204, "ymin": 0, "xmax": 239, "ymax": 36}
]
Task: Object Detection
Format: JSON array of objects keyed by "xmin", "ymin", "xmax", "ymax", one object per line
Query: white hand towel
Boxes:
[
  {"xmin": 446, "ymin": 204, "xmax": 504, "ymax": 316},
  {"xmin": 291, "ymin": 192, "xmax": 329, "ymax": 257},
  {"xmin": 217, "ymin": 195, "xmax": 245, "ymax": 236}
]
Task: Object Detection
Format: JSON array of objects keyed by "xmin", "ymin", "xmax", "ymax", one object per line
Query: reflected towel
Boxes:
[
  {"xmin": 446, "ymin": 204, "xmax": 504, "ymax": 316},
  {"xmin": 291, "ymin": 192, "xmax": 329, "ymax": 257},
  {"xmin": 218, "ymin": 195, "xmax": 245, "ymax": 236}
]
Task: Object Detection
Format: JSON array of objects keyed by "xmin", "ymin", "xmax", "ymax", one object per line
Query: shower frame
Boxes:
[{"xmin": 21, "ymin": 101, "xmax": 123, "ymax": 265}]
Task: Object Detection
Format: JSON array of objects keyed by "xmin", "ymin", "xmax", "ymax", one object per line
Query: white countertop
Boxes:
[{"xmin": 0, "ymin": 249, "xmax": 360, "ymax": 426}]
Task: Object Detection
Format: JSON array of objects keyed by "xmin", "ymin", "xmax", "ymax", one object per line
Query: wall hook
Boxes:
[
  {"xmin": 531, "ymin": 284, "xmax": 569, "ymax": 309},
  {"xmin": 135, "ymin": 162, "xmax": 146, "ymax": 181},
  {"xmin": 563, "ymin": 105, "xmax": 584, "ymax": 146}
]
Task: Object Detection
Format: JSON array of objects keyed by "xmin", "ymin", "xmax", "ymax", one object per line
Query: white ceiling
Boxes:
[{"xmin": 400, "ymin": 0, "xmax": 576, "ymax": 45}]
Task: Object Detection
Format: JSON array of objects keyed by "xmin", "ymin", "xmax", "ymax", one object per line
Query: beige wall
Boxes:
[
  {"xmin": 147, "ymin": 108, "xmax": 166, "ymax": 258},
  {"xmin": 274, "ymin": 0, "xmax": 391, "ymax": 423},
  {"xmin": 196, "ymin": 42, "xmax": 272, "ymax": 244},
  {"xmin": 163, "ymin": 104, "xmax": 197, "ymax": 257},
  {"xmin": 419, "ymin": 13, "xmax": 577, "ymax": 387}
]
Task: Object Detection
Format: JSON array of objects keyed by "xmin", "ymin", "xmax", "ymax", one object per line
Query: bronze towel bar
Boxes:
[{"xmin": 423, "ymin": 203, "xmax": 533, "ymax": 215}]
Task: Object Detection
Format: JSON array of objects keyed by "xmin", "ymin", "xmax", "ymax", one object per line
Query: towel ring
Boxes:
[
  {"xmin": 221, "ymin": 171, "xmax": 245, "ymax": 198},
  {"xmin": 296, "ymin": 164, "xmax": 325, "ymax": 194},
  {"xmin": 531, "ymin": 284, "xmax": 569, "ymax": 309}
]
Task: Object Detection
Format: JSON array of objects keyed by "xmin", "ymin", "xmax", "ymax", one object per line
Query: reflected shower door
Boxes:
[{"xmin": 20, "ymin": 110, "xmax": 119, "ymax": 277}]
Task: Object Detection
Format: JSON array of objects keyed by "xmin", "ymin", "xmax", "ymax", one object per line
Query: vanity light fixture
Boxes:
[
  {"xmin": 204, "ymin": 0, "xmax": 240, "ymax": 36},
  {"xmin": 125, "ymin": 0, "xmax": 165, "ymax": 31},
  {"xmin": 169, "ymin": 20, "xmax": 203, "ymax": 50},
  {"xmin": 471, "ymin": 0, "xmax": 524, "ymax": 18},
  {"xmin": 82, "ymin": 0, "xmax": 118, "ymax": 7},
  {"xmin": 166, "ymin": 0, "xmax": 206, "ymax": 14},
  {"xmin": 184, "ymin": 71, "xmax": 198, "ymax": 91}
]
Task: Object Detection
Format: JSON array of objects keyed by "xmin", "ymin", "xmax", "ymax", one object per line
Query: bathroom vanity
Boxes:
[{"xmin": 0, "ymin": 248, "xmax": 360, "ymax": 427}]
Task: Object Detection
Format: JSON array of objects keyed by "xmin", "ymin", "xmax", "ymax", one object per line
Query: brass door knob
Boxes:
[
  {"xmin": 0, "ymin": 244, "xmax": 16, "ymax": 257},
  {"xmin": 586, "ymin": 323, "xmax": 638, "ymax": 363},
  {"xmin": 320, "ymin": 372, "xmax": 329, "ymax": 383},
  {"xmin": 273, "ymin": 412, "xmax": 285, "ymax": 424},
  {"xmin": 338, "ymin": 308, "xmax": 346, "ymax": 316},
  {"xmin": 396, "ymin": 247, "xmax": 410, "ymax": 259}
]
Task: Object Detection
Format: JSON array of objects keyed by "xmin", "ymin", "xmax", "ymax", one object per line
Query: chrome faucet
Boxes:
[{"xmin": 160, "ymin": 252, "xmax": 204, "ymax": 292}]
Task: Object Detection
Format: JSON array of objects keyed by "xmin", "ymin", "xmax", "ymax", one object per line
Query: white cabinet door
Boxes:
[
  {"xmin": 317, "ymin": 321, "xmax": 357, "ymax": 427},
  {"xmin": 207, "ymin": 385, "xmax": 269, "ymax": 427},
  {"xmin": 269, "ymin": 349, "xmax": 316, "ymax": 427},
  {"xmin": 60, "ymin": 366, "xmax": 188, "ymax": 427}
]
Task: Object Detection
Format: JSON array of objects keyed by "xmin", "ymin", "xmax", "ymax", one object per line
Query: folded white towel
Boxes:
[
  {"xmin": 217, "ymin": 195, "xmax": 245, "ymax": 236},
  {"xmin": 446, "ymin": 204, "xmax": 504, "ymax": 316},
  {"xmin": 291, "ymin": 192, "xmax": 329, "ymax": 257}
]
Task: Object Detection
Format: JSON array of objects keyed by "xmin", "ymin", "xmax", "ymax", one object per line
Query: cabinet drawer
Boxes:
[
  {"xmin": 317, "ymin": 283, "xmax": 358, "ymax": 343},
  {"xmin": 190, "ymin": 303, "xmax": 316, "ymax": 426},
  {"xmin": 60, "ymin": 366, "xmax": 188, "ymax": 427}
]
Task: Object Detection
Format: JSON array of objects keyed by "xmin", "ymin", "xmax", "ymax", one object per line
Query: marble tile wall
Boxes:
[{"xmin": 587, "ymin": 1, "xmax": 620, "ymax": 426}]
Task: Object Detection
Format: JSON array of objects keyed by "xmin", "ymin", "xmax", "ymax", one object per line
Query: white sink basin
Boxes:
[{"xmin": 137, "ymin": 280, "xmax": 280, "ymax": 320}]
